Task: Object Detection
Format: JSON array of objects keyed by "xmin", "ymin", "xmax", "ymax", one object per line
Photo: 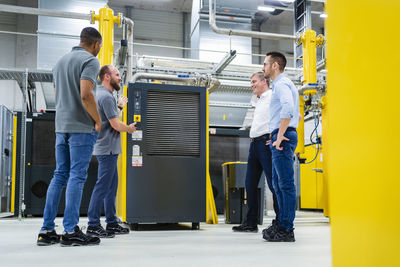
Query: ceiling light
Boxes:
[
  {"xmin": 320, "ymin": 13, "xmax": 328, "ymax": 18},
  {"xmin": 258, "ymin": 6, "xmax": 275, "ymax": 12}
]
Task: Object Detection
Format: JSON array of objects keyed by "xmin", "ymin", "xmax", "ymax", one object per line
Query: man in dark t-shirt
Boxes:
[{"xmin": 86, "ymin": 65, "xmax": 136, "ymax": 238}]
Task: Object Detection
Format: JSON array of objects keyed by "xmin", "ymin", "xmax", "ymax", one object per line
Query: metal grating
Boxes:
[{"xmin": 146, "ymin": 90, "xmax": 200, "ymax": 157}]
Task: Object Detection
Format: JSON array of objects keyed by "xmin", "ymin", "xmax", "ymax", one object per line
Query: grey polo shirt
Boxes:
[
  {"xmin": 93, "ymin": 85, "xmax": 121, "ymax": 155},
  {"xmin": 53, "ymin": 46, "xmax": 100, "ymax": 133}
]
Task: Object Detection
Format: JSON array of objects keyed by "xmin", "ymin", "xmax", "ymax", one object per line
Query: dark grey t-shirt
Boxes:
[
  {"xmin": 53, "ymin": 46, "xmax": 100, "ymax": 133},
  {"xmin": 93, "ymin": 85, "xmax": 121, "ymax": 155}
]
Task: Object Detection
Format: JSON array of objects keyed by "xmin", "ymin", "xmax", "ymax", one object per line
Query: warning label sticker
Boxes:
[
  {"xmin": 132, "ymin": 130, "xmax": 143, "ymax": 141},
  {"xmin": 132, "ymin": 156, "xmax": 143, "ymax": 167}
]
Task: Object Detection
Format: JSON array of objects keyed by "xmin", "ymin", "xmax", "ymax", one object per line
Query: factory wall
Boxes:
[
  {"xmin": 110, "ymin": 5, "xmax": 185, "ymax": 59},
  {"xmin": 0, "ymin": 0, "xmax": 37, "ymax": 111}
]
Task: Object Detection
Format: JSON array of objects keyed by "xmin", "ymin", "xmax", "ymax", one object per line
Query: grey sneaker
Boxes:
[
  {"xmin": 87, "ymin": 225, "xmax": 115, "ymax": 238},
  {"xmin": 106, "ymin": 223, "xmax": 130, "ymax": 235}
]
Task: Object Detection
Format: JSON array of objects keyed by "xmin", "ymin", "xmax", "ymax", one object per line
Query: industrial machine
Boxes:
[
  {"xmin": 0, "ymin": 105, "xmax": 13, "ymax": 216},
  {"xmin": 222, "ymin": 162, "xmax": 264, "ymax": 224},
  {"xmin": 209, "ymin": 128, "xmax": 250, "ymax": 214},
  {"xmin": 123, "ymin": 82, "xmax": 207, "ymax": 230},
  {"xmin": 14, "ymin": 112, "xmax": 99, "ymax": 216}
]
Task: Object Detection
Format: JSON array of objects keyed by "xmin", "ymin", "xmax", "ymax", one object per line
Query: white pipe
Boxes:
[
  {"xmin": 131, "ymin": 73, "xmax": 220, "ymax": 92},
  {"xmin": 137, "ymin": 55, "xmax": 302, "ymax": 72},
  {"xmin": 124, "ymin": 17, "xmax": 134, "ymax": 84},
  {"xmin": 0, "ymin": 3, "xmax": 90, "ymax": 20},
  {"xmin": 208, "ymin": 0, "xmax": 297, "ymax": 41},
  {"xmin": 132, "ymin": 73, "xmax": 198, "ymax": 83}
]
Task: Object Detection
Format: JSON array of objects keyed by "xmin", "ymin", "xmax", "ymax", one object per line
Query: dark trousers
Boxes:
[
  {"xmin": 88, "ymin": 154, "xmax": 119, "ymax": 226},
  {"xmin": 270, "ymin": 130, "xmax": 298, "ymax": 231},
  {"xmin": 245, "ymin": 136, "xmax": 279, "ymax": 226}
]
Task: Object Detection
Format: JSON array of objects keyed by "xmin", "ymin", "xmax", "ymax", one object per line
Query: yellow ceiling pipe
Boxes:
[{"xmin": 91, "ymin": 5, "xmax": 121, "ymax": 66}]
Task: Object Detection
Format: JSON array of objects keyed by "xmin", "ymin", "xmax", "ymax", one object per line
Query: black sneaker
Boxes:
[
  {"xmin": 232, "ymin": 223, "xmax": 258, "ymax": 233},
  {"xmin": 106, "ymin": 223, "xmax": 130, "ymax": 235},
  {"xmin": 87, "ymin": 225, "xmax": 115, "ymax": 238},
  {"xmin": 37, "ymin": 229, "xmax": 60, "ymax": 246},
  {"xmin": 263, "ymin": 227, "xmax": 295, "ymax": 242},
  {"xmin": 60, "ymin": 226, "xmax": 101, "ymax": 246},
  {"xmin": 262, "ymin": 219, "xmax": 278, "ymax": 239}
]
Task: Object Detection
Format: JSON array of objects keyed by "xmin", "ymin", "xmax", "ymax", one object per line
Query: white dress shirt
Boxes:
[{"xmin": 249, "ymin": 89, "xmax": 272, "ymax": 138}]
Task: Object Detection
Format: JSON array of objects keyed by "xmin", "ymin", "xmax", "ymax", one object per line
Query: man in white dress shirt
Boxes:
[{"xmin": 232, "ymin": 72, "xmax": 279, "ymax": 233}]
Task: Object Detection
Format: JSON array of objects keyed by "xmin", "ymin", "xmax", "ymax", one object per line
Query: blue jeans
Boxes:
[
  {"xmin": 245, "ymin": 137, "xmax": 279, "ymax": 226},
  {"xmin": 270, "ymin": 130, "xmax": 298, "ymax": 231},
  {"xmin": 41, "ymin": 131, "xmax": 98, "ymax": 232},
  {"xmin": 87, "ymin": 154, "xmax": 119, "ymax": 226}
]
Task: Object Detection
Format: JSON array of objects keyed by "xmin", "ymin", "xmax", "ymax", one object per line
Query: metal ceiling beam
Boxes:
[
  {"xmin": 212, "ymin": 50, "xmax": 237, "ymax": 74},
  {"xmin": 0, "ymin": 3, "xmax": 90, "ymax": 20}
]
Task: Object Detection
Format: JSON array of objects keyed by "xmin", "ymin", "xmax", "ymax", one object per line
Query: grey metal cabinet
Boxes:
[{"xmin": 0, "ymin": 105, "xmax": 13, "ymax": 215}]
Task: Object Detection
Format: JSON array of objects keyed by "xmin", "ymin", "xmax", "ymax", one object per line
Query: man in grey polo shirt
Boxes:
[
  {"xmin": 86, "ymin": 65, "xmax": 136, "ymax": 238},
  {"xmin": 37, "ymin": 27, "xmax": 102, "ymax": 247}
]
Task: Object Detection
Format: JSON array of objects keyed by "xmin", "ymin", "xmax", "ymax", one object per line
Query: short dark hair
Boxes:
[
  {"xmin": 99, "ymin": 65, "xmax": 111, "ymax": 82},
  {"xmin": 266, "ymin": 51, "xmax": 286, "ymax": 71},
  {"xmin": 80, "ymin": 27, "xmax": 102, "ymax": 46},
  {"xmin": 251, "ymin": 71, "xmax": 270, "ymax": 86}
]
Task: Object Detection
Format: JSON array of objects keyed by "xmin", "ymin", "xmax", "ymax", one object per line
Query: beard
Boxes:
[{"xmin": 110, "ymin": 79, "xmax": 121, "ymax": 91}]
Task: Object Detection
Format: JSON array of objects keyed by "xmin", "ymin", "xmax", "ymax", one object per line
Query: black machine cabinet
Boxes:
[
  {"xmin": 126, "ymin": 83, "xmax": 206, "ymax": 228},
  {"xmin": 15, "ymin": 112, "xmax": 98, "ymax": 216},
  {"xmin": 222, "ymin": 162, "xmax": 264, "ymax": 225},
  {"xmin": 209, "ymin": 128, "xmax": 250, "ymax": 214}
]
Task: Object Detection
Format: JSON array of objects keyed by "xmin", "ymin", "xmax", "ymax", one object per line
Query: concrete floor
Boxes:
[{"xmin": 0, "ymin": 211, "xmax": 331, "ymax": 267}]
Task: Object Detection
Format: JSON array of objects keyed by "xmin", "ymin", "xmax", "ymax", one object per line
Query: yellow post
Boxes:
[
  {"xmin": 91, "ymin": 5, "xmax": 121, "ymax": 66},
  {"xmin": 116, "ymin": 85, "xmax": 128, "ymax": 221},
  {"xmin": 320, "ymin": 96, "xmax": 329, "ymax": 217},
  {"xmin": 92, "ymin": 6, "xmax": 124, "ymax": 220},
  {"xmin": 326, "ymin": 0, "xmax": 400, "ymax": 266},
  {"xmin": 206, "ymin": 91, "xmax": 218, "ymax": 224},
  {"xmin": 299, "ymin": 29, "xmax": 324, "ymax": 85},
  {"xmin": 295, "ymin": 96, "xmax": 305, "ymax": 154},
  {"xmin": 11, "ymin": 115, "xmax": 17, "ymax": 213},
  {"xmin": 297, "ymin": 29, "xmax": 324, "ymax": 155}
]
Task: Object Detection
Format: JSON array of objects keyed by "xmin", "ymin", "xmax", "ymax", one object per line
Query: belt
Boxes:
[
  {"xmin": 270, "ymin": 127, "xmax": 296, "ymax": 137},
  {"xmin": 250, "ymin": 133, "xmax": 270, "ymax": 142}
]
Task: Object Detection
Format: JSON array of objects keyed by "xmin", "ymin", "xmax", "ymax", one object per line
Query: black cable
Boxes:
[{"xmin": 309, "ymin": 114, "xmax": 320, "ymax": 145}]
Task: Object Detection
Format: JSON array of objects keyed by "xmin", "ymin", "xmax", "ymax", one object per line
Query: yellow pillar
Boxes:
[
  {"xmin": 115, "ymin": 85, "xmax": 128, "ymax": 221},
  {"xmin": 206, "ymin": 91, "xmax": 218, "ymax": 224},
  {"xmin": 320, "ymin": 96, "xmax": 329, "ymax": 217},
  {"xmin": 295, "ymin": 96, "xmax": 305, "ymax": 154},
  {"xmin": 91, "ymin": 6, "xmax": 124, "ymax": 219},
  {"xmin": 299, "ymin": 29, "xmax": 324, "ymax": 85},
  {"xmin": 296, "ymin": 29, "xmax": 324, "ymax": 155},
  {"xmin": 91, "ymin": 5, "xmax": 121, "ymax": 66},
  {"xmin": 326, "ymin": 0, "xmax": 400, "ymax": 266}
]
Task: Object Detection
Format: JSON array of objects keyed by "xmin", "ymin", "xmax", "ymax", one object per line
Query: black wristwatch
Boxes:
[{"xmin": 118, "ymin": 106, "xmax": 123, "ymax": 111}]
